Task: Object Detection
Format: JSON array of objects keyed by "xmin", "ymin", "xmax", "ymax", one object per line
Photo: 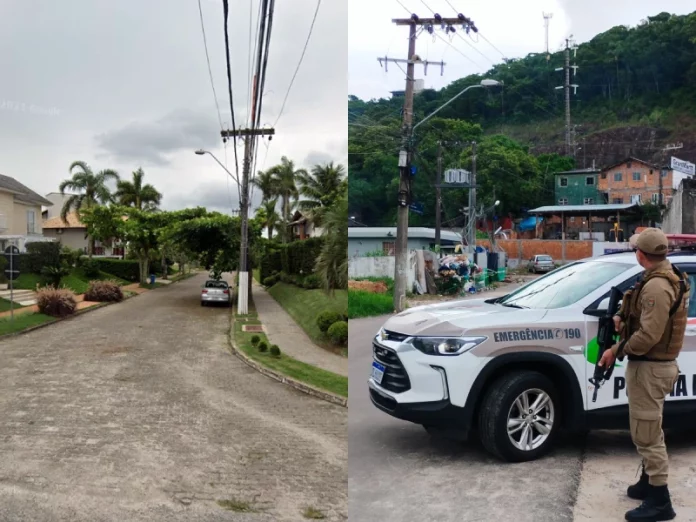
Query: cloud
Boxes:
[{"xmin": 94, "ymin": 108, "xmax": 221, "ymax": 166}]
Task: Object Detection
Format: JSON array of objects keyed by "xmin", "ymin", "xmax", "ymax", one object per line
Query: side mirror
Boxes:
[{"xmin": 584, "ymin": 296, "xmax": 622, "ymax": 317}]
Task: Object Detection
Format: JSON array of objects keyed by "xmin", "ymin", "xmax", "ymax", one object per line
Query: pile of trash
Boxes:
[{"xmin": 434, "ymin": 254, "xmax": 483, "ymax": 295}]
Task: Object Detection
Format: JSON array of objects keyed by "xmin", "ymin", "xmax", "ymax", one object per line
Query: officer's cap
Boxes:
[{"xmin": 634, "ymin": 227, "xmax": 669, "ymax": 255}]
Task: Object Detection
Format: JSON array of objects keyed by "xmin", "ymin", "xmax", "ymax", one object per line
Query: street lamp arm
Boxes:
[
  {"xmin": 198, "ymin": 150, "xmax": 240, "ymax": 186},
  {"xmin": 412, "ymin": 84, "xmax": 483, "ymax": 133}
]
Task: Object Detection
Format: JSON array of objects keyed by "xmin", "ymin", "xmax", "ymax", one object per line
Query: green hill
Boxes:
[{"xmin": 349, "ymin": 11, "xmax": 696, "ymax": 226}]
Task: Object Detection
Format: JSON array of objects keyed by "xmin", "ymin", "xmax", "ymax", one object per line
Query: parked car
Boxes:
[
  {"xmin": 201, "ymin": 280, "xmax": 231, "ymax": 307},
  {"xmin": 527, "ymin": 254, "xmax": 555, "ymax": 273}
]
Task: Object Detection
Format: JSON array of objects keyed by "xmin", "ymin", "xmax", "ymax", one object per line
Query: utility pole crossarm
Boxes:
[
  {"xmin": 391, "ymin": 17, "xmax": 475, "ymax": 26},
  {"xmin": 221, "ymin": 128, "xmax": 275, "ymax": 138}
]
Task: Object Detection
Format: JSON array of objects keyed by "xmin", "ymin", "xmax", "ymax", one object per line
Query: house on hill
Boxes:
[{"xmin": 597, "ymin": 157, "xmax": 683, "ymax": 206}]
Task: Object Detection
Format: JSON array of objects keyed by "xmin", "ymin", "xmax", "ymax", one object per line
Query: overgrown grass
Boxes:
[
  {"xmin": 351, "ymin": 276, "xmax": 395, "ymax": 292},
  {"xmin": 139, "ymin": 282, "xmax": 166, "ymax": 289},
  {"xmin": 266, "ymin": 282, "xmax": 347, "ymax": 348},
  {"xmin": 233, "ymin": 317, "xmax": 348, "ymax": 397},
  {"xmin": 0, "ymin": 313, "xmax": 55, "ymax": 336},
  {"xmin": 348, "ymin": 290, "xmax": 394, "ymax": 319},
  {"xmin": 252, "ymin": 268, "xmax": 260, "ymax": 283}
]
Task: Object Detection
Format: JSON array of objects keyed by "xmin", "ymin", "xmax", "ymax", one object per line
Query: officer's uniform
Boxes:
[{"xmin": 610, "ymin": 228, "xmax": 689, "ymax": 521}]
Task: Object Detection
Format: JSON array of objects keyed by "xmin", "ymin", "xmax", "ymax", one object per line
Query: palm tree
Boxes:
[
  {"xmin": 256, "ymin": 198, "xmax": 280, "ymax": 239},
  {"xmin": 59, "ymin": 161, "xmax": 120, "ymax": 257},
  {"xmin": 297, "ymin": 162, "xmax": 346, "ymax": 227},
  {"xmin": 266, "ymin": 156, "xmax": 307, "ymax": 242},
  {"xmin": 252, "ymin": 170, "xmax": 276, "ymax": 202},
  {"xmin": 115, "ymin": 167, "xmax": 162, "ymax": 211},
  {"xmin": 314, "ymin": 196, "xmax": 348, "ymax": 293}
]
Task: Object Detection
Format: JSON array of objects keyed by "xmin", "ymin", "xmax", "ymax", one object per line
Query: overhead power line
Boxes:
[
  {"xmin": 222, "ymin": 0, "xmax": 240, "ymax": 182},
  {"xmin": 196, "ymin": 0, "xmax": 224, "ymax": 131},
  {"xmin": 274, "ymin": 0, "xmax": 323, "ymax": 127}
]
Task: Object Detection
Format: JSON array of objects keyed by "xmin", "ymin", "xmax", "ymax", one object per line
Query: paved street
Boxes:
[{"xmin": 0, "ymin": 273, "xmax": 347, "ymax": 522}]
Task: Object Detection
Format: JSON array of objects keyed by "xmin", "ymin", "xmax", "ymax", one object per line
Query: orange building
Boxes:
[{"xmin": 597, "ymin": 157, "xmax": 674, "ymax": 206}]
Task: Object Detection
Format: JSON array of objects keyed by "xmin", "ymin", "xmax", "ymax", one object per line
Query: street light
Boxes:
[
  {"xmin": 412, "ymin": 79, "xmax": 501, "ymax": 133},
  {"xmin": 194, "ymin": 149, "xmax": 240, "ymax": 185}
]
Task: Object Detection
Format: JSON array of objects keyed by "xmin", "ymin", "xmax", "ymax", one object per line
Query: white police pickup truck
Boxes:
[{"xmin": 369, "ymin": 250, "xmax": 696, "ymax": 462}]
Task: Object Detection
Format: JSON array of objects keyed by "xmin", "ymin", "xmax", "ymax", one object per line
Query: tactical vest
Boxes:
[{"xmin": 620, "ymin": 265, "xmax": 690, "ymax": 359}]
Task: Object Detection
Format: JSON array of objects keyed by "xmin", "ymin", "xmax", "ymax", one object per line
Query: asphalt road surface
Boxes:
[
  {"xmin": 348, "ymin": 313, "xmax": 583, "ymax": 522},
  {"xmin": 0, "ymin": 273, "xmax": 347, "ymax": 522}
]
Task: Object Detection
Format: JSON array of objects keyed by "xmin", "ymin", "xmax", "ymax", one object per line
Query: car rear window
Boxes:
[
  {"xmin": 205, "ymin": 281, "xmax": 228, "ymax": 289},
  {"xmin": 536, "ymin": 255, "xmax": 552, "ymax": 261}
]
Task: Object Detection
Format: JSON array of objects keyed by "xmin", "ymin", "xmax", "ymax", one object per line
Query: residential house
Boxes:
[
  {"xmin": 348, "ymin": 227, "xmax": 462, "ymax": 257},
  {"xmin": 0, "ymin": 174, "xmax": 55, "ymax": 252},
  {"xmin": 288, "ymin": 210, "xmax": 324, "ymax": 240},
  {"xmin": 42, "ymin": 192, "xmax": 74, "ymax": 220},
  {"xmin": 554, "ymin": 168, "xmax": 602, "ymax": 206},
  {"xmin": 597, "ymin": 157, "xmax": 679, "ymax": 206},
  {"xmin": 42, "ymin": 210, "xmax": 124, "ymax": 257}
]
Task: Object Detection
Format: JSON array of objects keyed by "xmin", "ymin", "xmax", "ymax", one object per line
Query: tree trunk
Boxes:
[{"xmin": 88, "ymin": 236, "xmax": 94, "ymax": 258}]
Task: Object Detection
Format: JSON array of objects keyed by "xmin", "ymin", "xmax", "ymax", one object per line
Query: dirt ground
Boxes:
[{"xmin": 0, "ymin": 273, "xmax": 347, "ymax": 521}]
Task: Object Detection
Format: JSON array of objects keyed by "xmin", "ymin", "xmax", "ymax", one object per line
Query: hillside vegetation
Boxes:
[{"xmin": 349, "ymin": 11, "xmax": 696, "ymax": 226}]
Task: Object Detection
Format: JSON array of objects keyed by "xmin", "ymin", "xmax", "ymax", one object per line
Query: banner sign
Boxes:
[{"xmin": 671, "ymin": 156, "xmax": 695, "ymax": 176}]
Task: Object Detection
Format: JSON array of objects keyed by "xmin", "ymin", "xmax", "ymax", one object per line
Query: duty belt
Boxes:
[{"xmin": 627, "ymin": 355, "xmax": 677, "ymax": 362}]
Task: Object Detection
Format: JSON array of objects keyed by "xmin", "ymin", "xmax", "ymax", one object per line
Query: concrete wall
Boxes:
[
  {"xmin": 477, "ymin": 239, "xmax": 594, "ymax": 262},
  {"xmin": 349, "ymin": 237, "xmax": 430, "ymax": 257},
  {"xmin": 44, "ymin": 193, "xmax": 72, "ymax": 219},
  {"xmin": 13, "ymin": 203, "xmax": 42, "ymax": 236},
  {"xmin": 348, "ymin": 253, "xmax": 416, "ymax": 291},
  {"xmin": 0, "ymin": 191, "xmax": 14, "ymax": 233},
  {"xmin": 662, "ymin": 178, "xmax": 696, "ymax": 234}
]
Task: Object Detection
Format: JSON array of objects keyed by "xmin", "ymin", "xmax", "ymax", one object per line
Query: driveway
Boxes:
[{"xmin": 0, "ymin": 273, "xmax": 347, "ymax": 522}]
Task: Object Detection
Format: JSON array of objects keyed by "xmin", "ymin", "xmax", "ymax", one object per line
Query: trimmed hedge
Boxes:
[
  {"xmin": 92, "ymin": 259, "xmax": 140, "ymax": 282},
  {"xmin": 258, "ymin": 238, "xmax": 325, "ymax": 283}
]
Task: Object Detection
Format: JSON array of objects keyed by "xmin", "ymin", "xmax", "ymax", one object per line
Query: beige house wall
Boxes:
[
  {"xmin": 42, "ymin": 228, "xmax": 88, "ymax": 251},
  {"xmin": 0, "ymin": 191, "xmax": 15, "ymax": 233},
  {"xmin": 12, "ymin": 202, "xmax": 42, "ymax": 236}
]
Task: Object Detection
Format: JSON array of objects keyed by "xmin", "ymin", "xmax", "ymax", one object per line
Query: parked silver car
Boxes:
[
  {"xmin": 527, "ymin": 254, "xmax": 555, "ymax": 273},
  {"xmin": 201, "ymin": 280, "xmax": 231, "ymax": 306}
]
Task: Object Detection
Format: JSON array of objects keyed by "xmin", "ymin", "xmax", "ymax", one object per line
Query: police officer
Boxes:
[{"xmin": 599, "ymin": 227, "xmax": 689, "ymax": 522}]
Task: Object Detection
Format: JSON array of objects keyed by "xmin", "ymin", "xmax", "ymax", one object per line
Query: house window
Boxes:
[
  {"xmin": 627, "ymin": 162, "xmax": 632, "ymax": 168},
  {"xmin": 26, "ymin": 210, "xmax": 36, "ymax": 234},
  {"xmin": 601, "ymin": 173, "xmax": 607, "ymax": 179},
  {"xmin": 570, "ymin": 217, "xmax": 575, "ymax": 223},
  {"xmin": 559, "ymin": 177, "xmax": 568, "ymax": 187},
  {"xmin": 651, "ymin": 193, "xmax": 659, "ymax": 204},
  {"xmin": 585, "ymin": 176, "xmax": 595, "ymax": 186},
  {"xmin": 630, "ymin": 194, "xmax": 642, "ymax": 204},
  {"xmin": 614, "ymin": 172, "xmax": 623, "ymax": 182},
  {"xmin": 382, "ymin": 241, "xmax": 395, "ymax": 256},
  {"xmin": 612, "ymin": 197, "xmax": 623, "ymax": 204},
  {"xmin": 632, "ymin": 172, "xmax": 641, "ymax": 181},
  {"xmin": 558, "ymin": 198, "xmax": 568, "ymax": 206},
  {"xmin": 662, "ymin": 169, "xmax": 668, "ymax": 178},
  {"xmin": 583, "ymin": 198, "xmax": 594, "ymax": 205}
]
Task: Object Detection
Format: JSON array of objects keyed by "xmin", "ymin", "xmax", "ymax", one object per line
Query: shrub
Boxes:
[
  {"xmin": 285, "ymin": 237, "xmax": 324, "ymax": 275},
  {"xmin": 251, "ymin": 335, "xmax": 260, "ymax": 346},
  {"xmin": 317, "ymin": 311, "xmax": 344, "ymax": 333},
  {"xmin": 280, "ymin": 272, "xmax": 293, "ymax": 284},
  {"xmin": 262, "ymin": 275, "xmax": 279, "ymax": 287},
  {"xmin": 36, "ymin": 287, "xmax": 77, "ymax": 317},
  {"xmin": 327, "ymin": 321, "xmax": 348, "ymax": 346},
  {"xmin": 26, "ymin": 242, "xmax": 61, "ymax": 273},
  {"xmin": 258, "ymin": 341, "xmax": 268, "ymax": 352},
  {"xmin": 269, "ymin": 345, "xmax": 281, "ymax": 357},
  {"xmin": 82, "ymin": 258, "xmax": 102, "ymax": 278},
  {"xmin": 84, "ymin": 280, "xmax": 123, "ymax": 302},
  {"xmin": 303, "ymin": 274, "xmax": 321, "ymax": 289},
  {"xmin": 40, "ymin": 265, "xmax": 70, "ymax": 288},
  {"xmin": 92, "ymin": 259, "xmax": 140, "ymax": 282}
]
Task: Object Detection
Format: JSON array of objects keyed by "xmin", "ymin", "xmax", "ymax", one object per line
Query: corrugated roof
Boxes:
[
  {"xmin": 348, "ymin": 226, "xmax": 462, "ymax": 241},
  {"xmin": 528, "ymin": 204, "xmax": 638, "ymax": 213},
  {"xmin": 555, "ymin": 168, "xmax": 601, "ymax": 175},
  {"xmin": 42, "ymin": 212, "xmax": 85, "ymax": 229},
  {"xmin": 0, "ymin": 174, "xmax": 52, "ymax": 206}
]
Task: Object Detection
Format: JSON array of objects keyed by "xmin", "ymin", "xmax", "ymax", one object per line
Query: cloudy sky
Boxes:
[
  {"xmin": 349, "ymin": 0, "xmax": 695, "ymax": 101},
  {"xmin": 0, "ymin": 0, "xmax": 346, "ymax": 214}
]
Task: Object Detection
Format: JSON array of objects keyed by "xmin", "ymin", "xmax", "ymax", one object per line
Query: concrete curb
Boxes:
[
  {"xmin": 227, "ymin": 320, "xmax": 347, "ymax": 408},
  {"xmin": 0, "ymin": 291, "xmax": 140, "ymax": 342}
]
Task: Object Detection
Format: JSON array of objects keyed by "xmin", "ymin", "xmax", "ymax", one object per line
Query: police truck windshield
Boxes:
[{"xmin": 498, "ymin": 260, "xmax": 633, "ymax": 309}]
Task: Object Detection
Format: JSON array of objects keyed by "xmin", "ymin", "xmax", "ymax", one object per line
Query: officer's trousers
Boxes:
[{"xmin": 625, "ymin": 360, "xmax": 679, "ymax": 486}]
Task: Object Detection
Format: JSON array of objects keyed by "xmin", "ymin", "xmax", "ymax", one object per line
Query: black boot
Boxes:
[
  {"xmin": 625, "ymin": 484, "xmax": 676, "ymax": 521},
  {"xmin": 627, "ymin": 463, "xmax": 649, "ymax": 500}
]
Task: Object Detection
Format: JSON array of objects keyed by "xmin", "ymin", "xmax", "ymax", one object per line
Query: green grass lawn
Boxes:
[
  {"xmin": 266, "ymin": 283, "xmax": 347, "ymax": 348},
  {"xmin": 0, "ymin": 299, "xmax": 26, "ymax": 313},
  {"xmin": 233, "ymin": 318, "xmax": 348, "ymax": 398},
  {"xmin": 12, "ymin": 273, "xmax": 42, "ymax": 290},
  {"xmin": 253, "ymin": 268, "xmax": 260, "ymax": 283},
  {"xmin": 0, "ymin": 313, "xmax": 55, "ymax": 336},
  {"xmin": 139, "ymin": 282, "xmax": 166, "ymax": 289},
  {"xmin": 348, "ymin": 290, "xmax": 394, "ymax": 319},
  {"xmin": 12, "ymin": 269, "xmax": 129, "ymax": 295}
]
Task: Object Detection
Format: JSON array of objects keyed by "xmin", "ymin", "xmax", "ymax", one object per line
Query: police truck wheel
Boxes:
[{"xmin": 478, "ymin": 371, "xmax": 560, "ymax": 462}]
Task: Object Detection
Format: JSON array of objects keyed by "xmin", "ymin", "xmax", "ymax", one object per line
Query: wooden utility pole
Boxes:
[
  {"xmin": 221, "ymin": 126, "xmax": 275, "ymax": 314},
  {"xmin": 388, "ymin": 15, "xmax": 463, "ymax": 313},
  {"xmin": 435, "ymin": 140, "xmax": 443, "ymax": 252}
]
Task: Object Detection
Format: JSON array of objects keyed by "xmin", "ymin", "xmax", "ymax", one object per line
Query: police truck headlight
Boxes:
[{"xmin": 408, "ymin": 336, "xmax": 487, "ymax": 356}]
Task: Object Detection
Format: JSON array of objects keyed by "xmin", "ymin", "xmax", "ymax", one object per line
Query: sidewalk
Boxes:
[{"xmin": 251, "ymin": 280, "xmax": 348, "ymax": 377}]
